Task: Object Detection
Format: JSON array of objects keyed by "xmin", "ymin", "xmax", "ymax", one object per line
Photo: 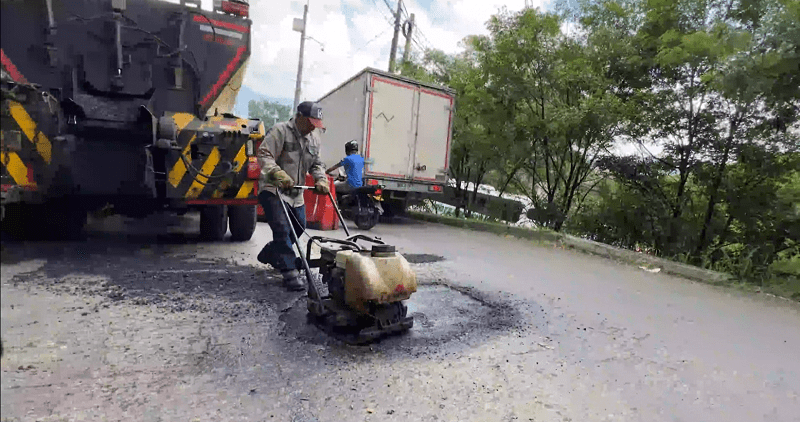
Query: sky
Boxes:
[
  {"xmin": 193, "ymin": 0, "xmax": 651, "ymax": 156},
  {"xmin": 198, "ymin": 0, "xmax": 546, "ymax": 102}
]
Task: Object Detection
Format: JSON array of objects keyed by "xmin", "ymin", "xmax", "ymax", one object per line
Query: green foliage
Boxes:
[
  {"xmin": 247, "ymin": 99, "xmax": 292, "ymax": 128},
  {"xmin": 402, "ymin": 0, "xmax": 799, "ymax": 298}
]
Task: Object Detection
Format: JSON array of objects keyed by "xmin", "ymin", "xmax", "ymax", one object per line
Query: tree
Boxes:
[
  {"xmin": 247, "ymin": 99, "xmax": 292, "ymax": 128},
  {"xmin": 474, "ymin": 8, "xmax": 623, "ymax": 230},
  {"xmin": 401, "ymin": 0, "xmax": 799, "ymax": 291},
  {"xmin": 561, "ymin": 0, "xmax": 800, "ymax": 285}
]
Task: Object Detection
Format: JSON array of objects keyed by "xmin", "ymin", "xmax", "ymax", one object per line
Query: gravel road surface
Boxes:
[{"xmin": 2, "ymin": 213, "xmax": 798, "ymax": 421}]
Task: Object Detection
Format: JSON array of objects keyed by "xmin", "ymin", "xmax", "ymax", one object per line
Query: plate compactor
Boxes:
[{"xmin": 279, "ymin": 186, "xmax": 417, "ymax": 344}]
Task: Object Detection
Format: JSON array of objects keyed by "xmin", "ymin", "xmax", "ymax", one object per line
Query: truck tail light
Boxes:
[
  {"xmin": 247, "ymin": 157, "xmax": 260, "ymax": 179},
  {"xmin": 221, "ymin": 1, "xmax": 249, "ymax": 17},
  {"xmin": 429, "ymin": 185, "xmax": 443, "ymax": 192},
  {"xmin": 367, "ymin": 179, "xmax": 379, "ymax": 186}
]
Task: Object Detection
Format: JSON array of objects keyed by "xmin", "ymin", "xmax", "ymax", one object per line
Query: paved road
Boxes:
[{"xmin": 2, "ymin": 213, "xmax": 798, "ymax": 421}]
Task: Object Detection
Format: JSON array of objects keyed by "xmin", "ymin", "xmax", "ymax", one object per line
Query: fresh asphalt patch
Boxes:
[
  {"xmin": 402, "ymin": 254, "xmax": 446, "ymax": 264},
  {"xmin": 3, "ymin": 239, "xmax": 525, "ymax": 356}
]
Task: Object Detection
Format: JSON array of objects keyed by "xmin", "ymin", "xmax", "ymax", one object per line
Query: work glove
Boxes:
[
  {"xmin": 314, "ymin": 178, "xmax": 330, "ymax": 195},
  {"xmin": 271, "ymin": 169, "xmax": 295, "ymax": 190}
]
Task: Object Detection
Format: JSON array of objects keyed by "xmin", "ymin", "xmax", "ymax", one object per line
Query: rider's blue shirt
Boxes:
[{"xmin": 339, "ymin": 154, "xmax": 364, "ymax": 188}]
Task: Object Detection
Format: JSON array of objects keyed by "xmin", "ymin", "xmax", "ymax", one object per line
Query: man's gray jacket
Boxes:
[{"xmin": 257, "ymin": 117, "xmax": 327, "ymax": 207}]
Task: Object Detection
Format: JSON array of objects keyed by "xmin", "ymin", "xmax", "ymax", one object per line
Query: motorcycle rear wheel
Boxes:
[{"xmin": 354, "ymin": 211, "xmax": 379, "ymax": 230}]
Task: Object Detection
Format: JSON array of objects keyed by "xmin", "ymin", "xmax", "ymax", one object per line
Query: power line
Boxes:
[
  {"xmin": 411, "ymin": 38, "xmax": 430, "ymax": 56},
  {"xmin": 380, "ymin": 0, "xmax": 396, "ymax": 16},
  {"xmin": 414, "ymin": 27, "xmax": 435, "ymax": 50},
  {"xmin": 370, "ymin": 0, "xmax": 398, "ymax": 27},
  {"xmin": 349, "ymin": 0, "xmax": 400, "ymax": 63},
  {"xmin": 352, "ymin": 26, "xmax": 393, "ymax": 56},
  {"xmin": 412, "ymin": 32, "xmax": 433, "ymax": 52},
  {"xmin": 371, "ymin": 0, "xmax": 439, "ymax": 63}
]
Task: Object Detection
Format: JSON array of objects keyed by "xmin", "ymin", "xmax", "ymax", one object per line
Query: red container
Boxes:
[
  {"xmin": 256, "ymin": 175, "xmax": 339, "ymax": 231},
  {"xmin": 256, "ymin": 174, "xmax": 339, "ymax": 230},
  {"xmin": 303, "ymin": 174, "xmax": 339, "ymax": 231}
]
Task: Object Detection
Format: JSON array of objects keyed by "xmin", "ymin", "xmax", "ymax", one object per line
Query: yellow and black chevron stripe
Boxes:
[
  {"xmin": 164, "ymin": 112, "xmax": 264, "ymax": 202},
  {"xmin": 1, "ymin": 92, "xmax": 265, "ymax": 203},
  {"xmin": 1, "ymin": 98, "xmax": 55, "ymax": 193}
]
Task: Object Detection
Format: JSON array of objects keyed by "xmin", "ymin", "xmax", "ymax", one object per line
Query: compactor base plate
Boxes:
[{"xmin": 306, "ymin": 297, "xmax": 413, "ymax": 345}]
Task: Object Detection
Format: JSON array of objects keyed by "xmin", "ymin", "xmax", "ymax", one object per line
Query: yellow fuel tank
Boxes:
[{"xmin": 335, "ymin": 246, "xmax": 417, "ymax": 314}]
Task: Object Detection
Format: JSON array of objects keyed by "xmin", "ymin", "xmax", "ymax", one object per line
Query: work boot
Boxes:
[
  {"xmin": 281, "ymin": 269, "xmax": 306, "ymax": 292},
  {"xmin": 257, "ymin": 245, "xmax": 282, "ymax": 270}
]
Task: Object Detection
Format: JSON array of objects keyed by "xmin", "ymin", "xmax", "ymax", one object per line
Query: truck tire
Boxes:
[
  {"xmin": 200, "ymin": 205, "xmax": 228, "ymax": 241},
  {"xmin": 228, "ymin": 204, "xmax": 256, "ymax": 241},
  {"xmin": 47, "ymin": 203, "xmax": 87, "ymax": 240},
  {"xmin": 1, "ymin": 204, "xmax": 33, "ymax": 240},
  {"xmin": 380, "ymin": 199, "xmax": 406, "ymax": 222}
]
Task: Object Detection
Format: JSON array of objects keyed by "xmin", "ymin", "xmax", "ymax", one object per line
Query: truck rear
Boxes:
[
  {"xmin": 316, "ymin": 68, "xmax": 454, "ymax": 217},
  {"xmin": 1, "ymin": 0, "xmax": 261, "ymax": 241}
]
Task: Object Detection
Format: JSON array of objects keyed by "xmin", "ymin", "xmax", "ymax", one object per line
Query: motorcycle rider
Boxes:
[
  {"xmin": 326, "ymin": 140, "xmax": 364, "ymax": 195},
  {"xmin": 256, "ymin": 101, "xmax": 329, "ymax": 291}
]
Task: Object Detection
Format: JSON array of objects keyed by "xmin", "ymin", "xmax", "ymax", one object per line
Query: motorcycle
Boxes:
[{"xmin": 334, "ymin": 174, "xmax": 384, "ymax": 230}]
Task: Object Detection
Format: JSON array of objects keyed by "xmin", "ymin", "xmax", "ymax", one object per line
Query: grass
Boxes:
[
  {"xmin": 406, "ymin": 211, "xmax": 562, "ymax": 244},
  {"xmin": 754, "ymin": 276, "xmax": 800, "ymax": 301}
]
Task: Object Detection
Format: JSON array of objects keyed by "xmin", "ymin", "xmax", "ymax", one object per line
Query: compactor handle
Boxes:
[
  {"xmin": 346, "ymin": 234, "xmax": 385, "ymax": 245},
  {"xmin": 306, "ymin": 236, "xmax": 362, "ymax": 260}
]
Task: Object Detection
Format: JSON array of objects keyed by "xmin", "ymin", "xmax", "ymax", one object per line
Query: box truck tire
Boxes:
[
  {"xmin": 381, "ymin": 199, "xmax": 407, "ymax": 218},
  {"xmin": 200, "ymin": 205, "xmax": 228, "ymax": 241},
  {"xmin": 47, "ymin": 201, "xmax": 88, "ymax": 241},
  {"xmin": 228, "ymin": 204, "xmax": 257, "ymax": 241}
]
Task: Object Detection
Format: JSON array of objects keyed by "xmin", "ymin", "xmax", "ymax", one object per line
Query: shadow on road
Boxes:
[
  {"xmin": 2, "ymin": 212, "xmax": 528, "ymax": 355},
  {"xmin": 2, "ymin": 213, "xmax": 297, "ymax": 320}
]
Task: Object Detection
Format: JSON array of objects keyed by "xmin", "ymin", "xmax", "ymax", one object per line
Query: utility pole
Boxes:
[
  {"xmin": 401, "ymin": 13, "xmax": 415, "ymax": 67},
  {"xmin": 293, "ymin": 1, "xmax": 309, "ymax": 111},
  {"xmin": 388, "ymin": 0, "xmax": 403, "ymax": 73}
]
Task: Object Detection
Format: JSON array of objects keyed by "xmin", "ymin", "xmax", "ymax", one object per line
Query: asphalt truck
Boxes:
[
  {"xmin": 316, "ymin": 68, "xmax": 455, "ymax": 218},
  {"xmin": 1, "ymin": 0, "xmax": 262, "ymax": 241}
]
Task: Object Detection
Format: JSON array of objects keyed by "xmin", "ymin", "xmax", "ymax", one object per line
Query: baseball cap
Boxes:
[{"xmin": 297, "ymin": 101, "xmax": 324, "ymax": 129}]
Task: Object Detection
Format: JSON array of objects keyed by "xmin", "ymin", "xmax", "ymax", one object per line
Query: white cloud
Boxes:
[{"xmin": 205, "ymin": 0, "xmax": 548, "ymax": 105}]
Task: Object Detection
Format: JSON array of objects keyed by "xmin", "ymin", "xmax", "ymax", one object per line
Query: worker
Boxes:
[
  {"xmin": 256, "ymin": 101, "xmax": 330, "ymax": 291},
  {"xmin": 326, "ymin": 140, "xmax": 364, "ymax": 196}
]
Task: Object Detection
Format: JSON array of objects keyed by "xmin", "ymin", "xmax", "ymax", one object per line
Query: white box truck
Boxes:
[{"xmin": 316, "ymin": 68, "xmax": 455, "ymax": 217}]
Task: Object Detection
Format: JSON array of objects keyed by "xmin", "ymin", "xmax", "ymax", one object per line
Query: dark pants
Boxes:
[
  {"xmin": 334, "ymin": 180, "xmax": 352, "ymax": 196},
  {"xmin": 257, "ymin": 191, "xmax": 306, "ymax": 272}
]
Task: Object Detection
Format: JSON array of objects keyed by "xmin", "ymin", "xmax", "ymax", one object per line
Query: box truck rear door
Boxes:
[
  {"xmin": 366, "ymin": 75, "xmax": 417, "ymax": 179},
  {"xmin": 412, "ymin": 88, "xmax": 453, "ymax": 182}
]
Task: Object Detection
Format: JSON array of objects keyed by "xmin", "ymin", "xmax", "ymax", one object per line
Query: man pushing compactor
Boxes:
[{"xmin": 256, "ymin": 101, "xmax": 330, "ymax": 291}]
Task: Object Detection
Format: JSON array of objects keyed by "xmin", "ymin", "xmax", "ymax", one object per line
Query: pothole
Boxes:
[
  {"xmin": 278, "ymin": 282, "xmax": 520, "ymax": 352},
  {"xmin": 402, "ymin": 254, "xmax": 446, "ymax": 264}
]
